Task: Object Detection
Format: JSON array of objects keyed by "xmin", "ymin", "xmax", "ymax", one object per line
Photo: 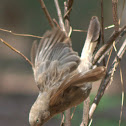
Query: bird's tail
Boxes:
[
  {"xmin": 78, "ymin": 16, "xmax": 101, "ymax": 72},
  {"xmin": 81, "ymin": 16, "xmax": 100, "ymax": 59}
]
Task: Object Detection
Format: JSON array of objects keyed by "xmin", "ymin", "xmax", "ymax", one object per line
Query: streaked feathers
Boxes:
[{"xmin": 31, "ymin": 28, "xmax": 80, "ymax": 93}]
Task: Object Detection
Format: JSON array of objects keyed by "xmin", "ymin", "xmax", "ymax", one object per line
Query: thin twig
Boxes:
[
  {"xmin": 105, "ymin": 24, "xmax": 115, "ymax": 29},
  {"xmin": 0, "ymin": 38, "xmax": 32, "ymax": 66},
  {"xmin": 64, "ymin": 1, "xmax": 74, "ymax": 125},
  {"xmin": 81, "ymin": 97, "xmax": 90, "ymax": 126},
  {"xmin": 97, "ymin": 28, "xmax": 126, "ymax": 64},
  {"xmin": 106, "ymin": 46, "xmax": 113, "ymax": 68},
  {"xmin": 0, "ymin": 28, "xmax": 43, "ymax": 39},
  {"xmin": 112, "ymin": 0, "xmax": 119, "ymax": 32},
  {"xmin": 40, "ymin": 0, "xmax": 55, "ymax": 28},
  {"xmin": 118, "ymin": 63, "xmax": 124, "ymax": 126},
  {"xmin": 54, "ymin": 0, "xmax": 65, "ymax": 31},
  {"xmin": 101, "ymin": 0, "xmax": 105, "ymax": 66},
  {"xmin": 71, "ymin": 106, "xmax": 76, "ymax": 119},
  {"xmin": 73, "ymin": 29, "xmax": 87, "ymax": 33},
  {"xmin": 112, "ymin": 40, "xmax": 125, "ymax": 126},
  {"xmin": 89, "ymin": 39, "xmax": 126, "ymax": 120},
  {"xmin": 53, "ymin": 19, "xmax": 60, "ymax": 28},
  {"xmin": 64, "ymin": 7, "xmax": 72, "ymax": 19},
  {"xmin": 119, "ymin": 0, "xmax": 125, "ymax": 25},
  {"xmin": 65, "ymin": 109, "xmax": 71, "ymax": 126},
  {"xmin": 93, "ymin": 25, "xmax": 126, "ymax": 65},
  {"xmin": 106, "ymin": 42, "xmax": 124, "ymax": 126},
  {"xmin": 66, "ymin": 0, "xmax": 74, "ymax": 11},
  {"xmin": 64, "ymin": 1, "xmax": 70, "ymax": 35},
  {"xmin": 60, "ymin": 113, "xmax": 65, "ymax": 126},
  {"xmin": 64, "ymin": 0, "xmax": 73, "ymax": 35}
]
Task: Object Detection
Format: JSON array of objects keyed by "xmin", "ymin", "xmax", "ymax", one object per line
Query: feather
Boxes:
[
  {"xmin": 31, "ymin": 40, "xmax": 38, "ymax": 67},
  {"xmin": 50, "ymin": 66, "xmax": 106, "ymax": 106},
  {"xmin": 32, "ymin": 28, "xmax": 80, "ymax": 92}
]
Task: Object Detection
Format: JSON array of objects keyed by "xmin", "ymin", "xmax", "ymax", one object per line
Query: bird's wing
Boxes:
[
  {"xmin": 50, "ymin": 66, "xmax": 106, "ymax": 106},
  {"xmin": 31, "ymin": 28, "xmax": 80, "ymax": 92}
]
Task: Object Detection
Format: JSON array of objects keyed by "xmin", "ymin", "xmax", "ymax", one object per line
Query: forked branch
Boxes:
[
  {"xmin": 93, "ymin": 25, "xmax": 126, "ymax": 64},
  {"xmin": 89, "ymin": 39, "xmax": 126, "ymax": 120}
]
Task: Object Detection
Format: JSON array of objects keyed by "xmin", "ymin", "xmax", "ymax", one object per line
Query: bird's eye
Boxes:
[{"xmin": 36, "ymin": 119, "xmax": 39, "ymax": 123}]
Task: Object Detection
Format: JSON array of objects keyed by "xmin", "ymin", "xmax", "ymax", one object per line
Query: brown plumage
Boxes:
[{"xmin": 29, "ymin": 16, "xmax": 106, "ymax": 126}]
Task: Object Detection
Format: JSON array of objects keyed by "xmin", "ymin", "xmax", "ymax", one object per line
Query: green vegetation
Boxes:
[{"xmin": 55, "ymin": 94, "xmax": 126, "ymax": 126}]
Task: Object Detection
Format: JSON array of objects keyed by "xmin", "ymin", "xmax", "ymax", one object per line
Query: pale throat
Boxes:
[{"xmin": 35, "ymin": 91, "xmax": 51, "ymax": 111}]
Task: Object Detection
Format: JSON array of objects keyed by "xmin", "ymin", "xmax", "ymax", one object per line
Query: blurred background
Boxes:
[{"xmin": 0, "ymin": 0, "xmax": 126, "ymax": 126}]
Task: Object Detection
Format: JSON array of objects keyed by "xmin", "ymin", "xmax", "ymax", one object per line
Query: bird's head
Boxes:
[{"xmin": 29, "ymin": 93, "xmax": 50, "ymax": 126}]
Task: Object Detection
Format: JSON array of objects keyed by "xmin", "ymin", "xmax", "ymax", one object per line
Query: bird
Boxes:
[{"xmin": 29, "ymin": 16, "xmax": 106, "ymax": 126}]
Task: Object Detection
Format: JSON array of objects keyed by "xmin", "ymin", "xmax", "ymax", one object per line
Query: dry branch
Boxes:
[
  {"xmin": 60, "ymin": 113, "xmax": 65, "ymax": 126},
  {"xmin": 80, "ymin": 97, "xmax": 90, "ymax": 126},
  {"xmin": 65, "ymin": 109, "xmax": 71, "ymax": 126},
  {"xmin": 93, "ymin": 25, "xmax": 126, "ymax": 65},
  {"xmin": 119, "ymin": 0, "xmax": 125, "ymax": 24},
  {"xmin": 89, "ymin": 39, "xmax": 126, "ymax": 120},
  {"xmin": 0, "ymin": 38, "xmax": 32, "ymax": 66},
  {"xmin": 73, "ymin": 29, "xmax": 87, "ymax": 33},
  {"xmin": 97, "ymin": 27, "xmax": 126, "ymax": 64},
  {"xmin": 71, "ymin": 107, "xmax": 76, "ymax": 119},
  {"xmin": 112, "ymin": 0, "xmax": 119, "ymax": 32},
  {"xmin": 63, "ymin": 0, "xmax": 74, "ymax": 125},
  {"xmin": 54, "ymin": 0, "xmax": 65, "ymax": 31},
  {"xmin": 101, "ymin": 0, "xmax": 105, "ymax": 66},
  {"xmin": 64, "ymin": 0, "xmax": 73, "ymax": 35},
  {"xmin": 0, "ymin": 28, "xmax": 43, "ymax": 39},
  {"xmin": 1, "ymin": 1, "xmax": 126, "ymax": 126},
  {"xmin": 40, "ymin": 0, "xmax": 55, "ymax": 28}
]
